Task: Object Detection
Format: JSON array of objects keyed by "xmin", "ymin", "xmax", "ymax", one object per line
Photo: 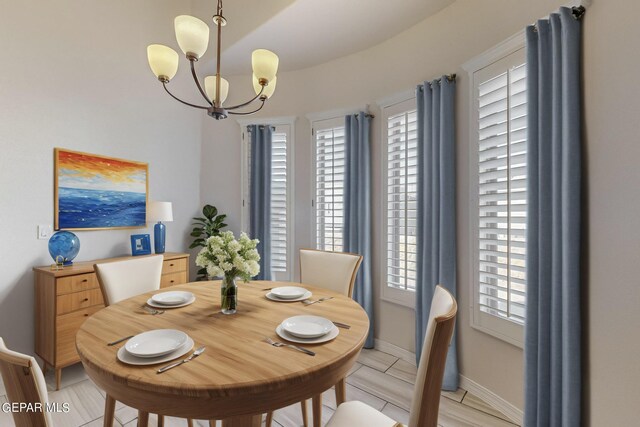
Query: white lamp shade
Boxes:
[
  {"xmin": 251, "ymin": 49, "xmax": 279, "ymax": 83},
  {"xmin": 204, "ymin": 76, "xmax": 229, "ymax": 104},
  {"xmin": 147, "ymin": 201, "xmax": 173, "ymax": 222},
  {"xmin": 147, "ymin": 45, "xmax": 179, "ymax": 81},
  {"xmin": 174, "ymin": 15, "xmax": 210, "ymax": 59},
  {"xmin": 253, "ymin": 74, "xmax": 276, "ymax": 99}
]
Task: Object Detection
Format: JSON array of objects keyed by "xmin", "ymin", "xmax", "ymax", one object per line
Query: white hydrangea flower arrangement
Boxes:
[{"xmin": 195, "ymin": 231, "xmax": 261, "ymax": 281}]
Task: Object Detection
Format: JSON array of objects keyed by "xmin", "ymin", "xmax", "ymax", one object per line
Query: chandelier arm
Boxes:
[
  {"xmin": 227, "ymin": 99, "xmax": 267, "ymax": 116},
  {"xmin": 189, "ymin": 60, "xmax": 213, "ymax": 106},
  {"xmin": 162, "ymin": 82, "xmax": 209, "ymax": 110},
  {"xmin": 225, "ymin": 84, "xmax": 265, "ymax": 111}
]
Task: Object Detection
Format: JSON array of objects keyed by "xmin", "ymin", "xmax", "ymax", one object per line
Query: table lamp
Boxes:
[{"xmin": 147, "ymin": 201, "xmax": 173, "ymax": 254}]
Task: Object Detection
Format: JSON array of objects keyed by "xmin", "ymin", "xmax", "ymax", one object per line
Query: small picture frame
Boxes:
[{"xmin": 130, "ymin": 234, "xmax": 151, "ymax": 256}]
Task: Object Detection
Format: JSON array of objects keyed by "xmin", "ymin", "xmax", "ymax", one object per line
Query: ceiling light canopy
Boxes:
[{"xmin": 146, "ymin": 0, "xmax": 279, "ymax": 120}]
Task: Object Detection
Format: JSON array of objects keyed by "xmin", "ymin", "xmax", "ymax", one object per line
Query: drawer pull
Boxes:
[
  {"xmin": 82, "ymin": 279, "xmax": 88, "ymax": 283},
  {"xmin": 170, "ymin": 263, "xmax": 174, "ymax": 267},
  {"xmin": 170, "ymin": 280, "xmax": 175, "ymax": 284},
  {"xmin": 82, "ymin": 298, "xmax": 89, "ymax": 302},
  {"xmin": 84, "ymin": 314, "xmax": 89, "ymax": 317}
]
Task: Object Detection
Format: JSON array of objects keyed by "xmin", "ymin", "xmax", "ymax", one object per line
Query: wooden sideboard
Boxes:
[{"xmin": 33, "ymin": 252, "xmax": 190, "ymax": 390}]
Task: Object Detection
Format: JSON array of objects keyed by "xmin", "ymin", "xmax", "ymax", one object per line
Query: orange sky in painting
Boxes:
[{"xmin": 58, "ymin": 150, "xmax": 146, "ymax": 185}]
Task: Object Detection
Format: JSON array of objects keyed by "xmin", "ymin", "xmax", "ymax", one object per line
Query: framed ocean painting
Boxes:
[{"xmin": 54, "ymin": 148, "xmax": 148, "ymax": 230}]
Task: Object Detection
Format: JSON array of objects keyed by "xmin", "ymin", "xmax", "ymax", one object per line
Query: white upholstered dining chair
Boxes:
[
  {"xmin": 94, "ymin": 255, "xmax": 164, "ymax": 306},
  {"xmin": 265, "ymin": 248, "xmax": 363, "ymax": 427},
  {"xmin": 325, "ymin": 285, "xmax": 458, "ymax": 427},
  {"xmin": 94, "ymin": 255, "xmax": 187, "ymax": 427},
  {"xmin": 0, "ymin": 337, "xmax": 53, "ymax": 427}
]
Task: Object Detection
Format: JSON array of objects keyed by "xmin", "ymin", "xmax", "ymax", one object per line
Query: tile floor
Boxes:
[{"xmin": 0, "ymin": 349, "xmax": 520, "ymax": 427}]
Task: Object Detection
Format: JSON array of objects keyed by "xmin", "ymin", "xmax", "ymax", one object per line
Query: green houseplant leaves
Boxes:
[{"xmin": 190, "ymin": 204, "xmax": 227, "ymax": 279}]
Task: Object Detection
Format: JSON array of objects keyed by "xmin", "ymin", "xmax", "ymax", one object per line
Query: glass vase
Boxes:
[{"xmin": 221, "ymin": 275, "xmax": 238, "ymax": 314}]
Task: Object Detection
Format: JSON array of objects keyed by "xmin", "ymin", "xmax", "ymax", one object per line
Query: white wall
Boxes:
[
  {"xmin": 0, "ymin": 1, "xmax": 203, "ymax": 354},
  {"xmin": 200, "ymin": 0, "xmax": 640, "ymax": 424}
]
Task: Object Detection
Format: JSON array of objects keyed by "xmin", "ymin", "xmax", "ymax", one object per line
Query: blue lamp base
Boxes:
[{"xmin": 154, "ymin": 222, "xmax": 166, "ymax": 254}]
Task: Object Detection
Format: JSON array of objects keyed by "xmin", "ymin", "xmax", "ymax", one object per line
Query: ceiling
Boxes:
[{"xmin": 190, "ymin": 0, "xmax": 455, "ymax": 75}]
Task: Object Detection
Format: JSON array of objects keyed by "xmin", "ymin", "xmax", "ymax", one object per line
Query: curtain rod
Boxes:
[
  {"xmin": 246, "ymin": 125, "xmax": 275, "ymax": 131},
  {"xmin": 531, "ymin": 5, "xmax": 586, "ymax": 31},
  {"xmin": 418, "ymin": 74, "xmax": 457, "ymax": 91}
]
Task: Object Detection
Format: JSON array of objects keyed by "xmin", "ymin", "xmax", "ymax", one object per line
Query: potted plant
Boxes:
[
  {"xmin": 190, "ymin": 204, "xmax": 227, "ymax": 279},
  {"xmin": 195, "ymin": 231, "xmax": 261, "ymax": 314}
]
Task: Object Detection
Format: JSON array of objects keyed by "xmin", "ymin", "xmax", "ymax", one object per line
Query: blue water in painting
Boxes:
[{"xmin": 58, "ymin": 187, "xmax": 146, "ymax": 228}]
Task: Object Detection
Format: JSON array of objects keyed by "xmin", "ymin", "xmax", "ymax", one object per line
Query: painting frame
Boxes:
[{"xmin": 54, "ymin": 148, "xmax": 149, "ymax": 231}]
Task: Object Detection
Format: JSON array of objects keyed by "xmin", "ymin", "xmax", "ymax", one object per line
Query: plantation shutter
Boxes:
[
  {"xmin": 477, "ymin": 62, "xmax": 527, "ymax": 324},
  {"xmin": 314, "ymin": 121, "xmax": 345, "ymax": 252},
  {"xmin": 386, "ymin": 109, "xmax": 418, "ymax": 291},
  {"xmin": 270, "ymin": 129, "xmax": 288, "ymax": 272}
]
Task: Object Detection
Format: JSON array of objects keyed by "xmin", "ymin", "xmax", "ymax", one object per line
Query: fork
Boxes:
[
  {"xmin": 141, "ymin": 305, "xmax": 164, "ymax": 315},
  {"xmin": 302, "ymin": 296, "xmax": 334, "ymax": 306},
  {"xmin": 264, "ymin": 337, "xmax": 315, "ymax": 356},
  {"xmin": 157, "ymin": 346, "xmax": 206, "ymax": 373}
]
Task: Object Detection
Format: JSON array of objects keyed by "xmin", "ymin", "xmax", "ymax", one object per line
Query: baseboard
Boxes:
[
  {"xmin": 458, "ymin": 375, "xmax": 523, "ymax": 425},
  {"xmin": 374, "ymin": 339, "xmax": 416, "ymax": 366}
]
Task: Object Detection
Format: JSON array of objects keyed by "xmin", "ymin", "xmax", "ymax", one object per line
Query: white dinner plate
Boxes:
[
  {"xmin": 265, "ymin": 290, "xmax": 312, "ymax": 303},
  {"xmin": 146, "ymin": 294, "xmax": 196, "ymax": 309},
  {"xmin": 276, "ymin": 324, "xmax": 339, "ymax": 344},
  {"xmin": 151, "ymin": 291, "xmax": 194, "ymax": 306},
  {"xmin": 269, "ymin": 286, "xmax": 308, "ymax": 300},
  {"xmin": 282, "ymin": 315, "xmax": 334, "ymax": 338},
  {"xmin": 125, "ymin": 329, "xmax": 188, "ymax": 358},
  {"xmin": 118, "ymin": 337, "xmax": 194, "ymax": 366}
]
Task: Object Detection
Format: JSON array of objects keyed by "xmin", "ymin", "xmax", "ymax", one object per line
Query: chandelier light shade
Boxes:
[
  {"xmin": 174, "ymin": 15, "xmax": 210, "ymax": 59},
  {"xmin": 253, "ymin": 75, "xmax": 276, "ymax": 99},
  {"xmin": 205, "ymin": 76, "xmax": 229, "ymax": 104},
  {"xmin": 252, "ymin": 49, "xmax": 279, "ymax": 84},
  {"xmin": 147, "ymin": 45, "xmax": 179, "ymax": 81},
  {"xmin": 147, "ymin": 0, "xmax": 279, "ymax": 120}
]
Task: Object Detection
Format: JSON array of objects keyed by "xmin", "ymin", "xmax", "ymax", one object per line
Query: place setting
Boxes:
[
  {"xmin": 145, "ymin": 290, "xmax": 196, "ymax": 309},
  {"xmin": 273, "ymin": 315, "xmax": 342, "ymax": 348},
  {"xmin": 265, "ymin": 286, "xmax": 312, "ymax": 302},
  {"xmin": 110, "ymin": 328, "xmax": 205, "ymax": 372}
]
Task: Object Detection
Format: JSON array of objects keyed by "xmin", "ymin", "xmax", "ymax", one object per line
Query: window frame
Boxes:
[
  {"xmin": 239, "ymin": 117, "xmax": 296, "ymax": 282},
  {"xmin": 310, "ymin": 116, "xmax": 346, "ymax": 252},
  {"xmin": 463, "ymin": 31, "xmax": 526, "ymax": 348},
  {"xmin": 379, "ymin": 95, "xmax": 418, "ymax": 309}
]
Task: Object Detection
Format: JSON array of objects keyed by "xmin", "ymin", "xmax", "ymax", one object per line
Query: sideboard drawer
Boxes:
[
  {"xmin": 57, "ymin": 273, "xmax": 98, "ymax": 295},
  {"xmin": 163, "ymin": 258, "xmax": 187, "ymax": 275},
  {"xmin": 57, "ymin": 288, "xmax": 104, "ymax": 315},
  {"xmin": 160, "ymin": 271, "xmax": 187, "ymax": 288},
  {"xmin": 56, "ymin": 305, "xmax": 102, "ymax": 366}
]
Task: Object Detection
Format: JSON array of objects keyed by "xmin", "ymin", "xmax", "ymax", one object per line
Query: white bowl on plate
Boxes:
[
  {"xmin": 270, "ymin": 286, "xmax": 308, "ymax": 300},
  {"xmin": 281, "ymin": 315, "xmax": 333, "ymax": 338},
  {"xmin": 125, "ymin": 329, "xmax": 188, "ymax": 358},
  {"xmin": 151, "ymin": 291, "xmax": 193, "ymax": 306}
]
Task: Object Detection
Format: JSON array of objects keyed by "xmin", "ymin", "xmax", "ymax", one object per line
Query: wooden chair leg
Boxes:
[
  {"xmin": 209, "ymin": 420, "xmax": 217, "ymax": 427},
  {"xmin": 157, "ymin": 414, "xmax": 164, "ymax": 427},
  {"xmin": 265, "ymin": 411, "xmax": 273, "ymax": 427},
  {"xmin": 138, "ymin": 411, "xmax": 149, "ymax": 427},
  {"xmin": 300, "ymin": 400, "xmax": 308, "ymax": 427},
  {"xmin": 312, "ymin": 394, "xmax": 322, "ymax": 427},
  {"xmin": 186, "ymin": 419, "xmax": 194, "ymax": 427},
  {"xmin": 335, "ymin": 377, "xmax": 347, "ymax": 405},
  {"xmin": 103, "ymin": 395, "xmax": 116, "ymax": 427}
]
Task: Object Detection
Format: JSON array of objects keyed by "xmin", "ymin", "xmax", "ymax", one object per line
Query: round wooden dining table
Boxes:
[{"xmin": 75, "ymin": 280, "xmax": 370, "ymax": 427}]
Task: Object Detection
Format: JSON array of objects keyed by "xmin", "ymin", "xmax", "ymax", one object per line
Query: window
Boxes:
[
  {"xmin": 312, "ymin": 117, "xmax": 345, "ymax": 252},
  {"xmin": 380, "ymin": 97, "xmax": 418, "ymax": 308},
  {"xmin": 241, "ymin": 121, "xmax": 294, "ymax": 281},
  {"xmin": 465, "ymin": 33, "xmax": 527, "ymax": 347}
]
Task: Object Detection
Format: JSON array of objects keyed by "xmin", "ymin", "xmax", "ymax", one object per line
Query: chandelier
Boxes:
[{"xmin": 146, "ymin": 0, "xmax": 279, "ymax": 120}]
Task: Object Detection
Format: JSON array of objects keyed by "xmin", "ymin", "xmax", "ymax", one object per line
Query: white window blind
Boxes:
[
  {"xmin": 271, "ymin": 130, "xmax": 288, "ymax": 272},
  {"xmin": 385, "ymin": 108, "xmax": 418, "ymax": 292},
  {"xmin": 477, "ymin": 62, "xmax": 527, "ymax": 324},
  {"xmin": 313, "ymin": 120, "xmax": 345, "ymax": 252}
]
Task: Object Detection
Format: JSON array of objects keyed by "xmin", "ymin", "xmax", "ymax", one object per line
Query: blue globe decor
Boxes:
[{"xmin": 48, "ymin": 231, "xmax": 81, "ymax": 265}]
